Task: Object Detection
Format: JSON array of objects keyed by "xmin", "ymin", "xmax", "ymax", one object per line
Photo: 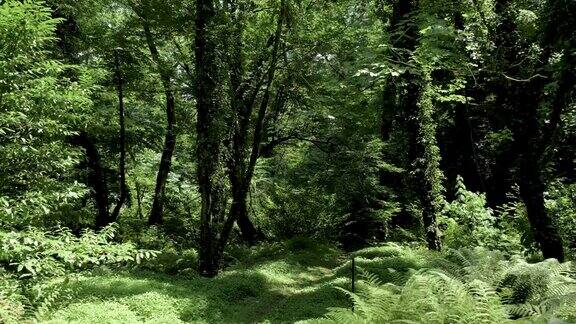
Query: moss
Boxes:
[
  {"xmin": 45, "ymin": 240, "xmax": 345, "ymax": 324},
  {"xmin": 46, "ymin": 302, "xmax": 141, "ymax": 323}
]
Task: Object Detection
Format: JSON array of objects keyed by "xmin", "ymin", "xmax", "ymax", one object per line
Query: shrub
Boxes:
[
  {"xmin": 546, "ymin": 182, "xmax": 576, "ymax": 256},
  {"xmin": 0, "ymin": 224, "xmax": 157, "ymax": 321},
  {"xmin": 442, "ymin": 176, "xmax": 523, "ymax": 253}
]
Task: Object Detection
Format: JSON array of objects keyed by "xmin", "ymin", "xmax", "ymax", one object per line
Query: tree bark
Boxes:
[
  {"xmin": 195, "ymin": 0, "xmax": 221, "ymax": 277},
  {"xmin": 110, "ymin": 49, "xmax": 128, "ymax": 222},
  {"xmin": 489, "ymin": 0, "xmax": 573, "ymax": 261},
  {"xmin": 518, "ymin": 152, "xmax": 564, "ymax": 261},
  {"xmin": 142, "ymin": 21, "xmax": 177, "ymax": 226},
  {"xmin": 415, "ymin": 83, "xmax": 443, "ymax": 251},
  {"xmin": 513, "ymin": 81, "xmax": 565, "ymax": 261},
  {"xmin": 69, "ymin": 132, "xmax": 110, "ymax": 228},
  {"xmin": 222, "ymin": 0, "xmax": 285, "ymax": 246},
  {"xmin": 383, "ymin": 0, "xmax": 443, "ymax": 250}
]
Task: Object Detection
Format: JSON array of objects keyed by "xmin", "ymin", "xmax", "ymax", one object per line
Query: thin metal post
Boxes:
[
  {"xmin": 351, "ymin": 256, "xmax": 356, "ymax": 293},
  {"xmin": 351, "ymin": 256, "xmax": 356, "ymax": 312}
]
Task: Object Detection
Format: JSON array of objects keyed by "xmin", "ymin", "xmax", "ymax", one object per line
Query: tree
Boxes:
[
  {"xmin": 221, "ymin": 0, "xmax": 287, "ymax": 244},
  {"xmin": 140, "ymin": 8, "xmax": 177, "ymax": 226},
  {"xmin": 195, "ymin": 0, "xmax": 288, "ymax": 276},
  {"xmin": 0, "ymin": 0, "xmax": 90, "ymax": 227},
  {"xmin": 195, "ymin": 0, "xmax": 222, "ymax": 277},
  {"xmin": 485, "ymin": 0, "xmax": 576, "ymax": 261},
  {"xmin": 110, "ymin": 49, "xmax": 128, "ymax": 222},
  {"xmin": 378, "ymin": 0, "xmax": 444, "ymax": 250}
]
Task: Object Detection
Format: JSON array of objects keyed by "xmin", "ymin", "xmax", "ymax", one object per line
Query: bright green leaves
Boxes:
[
  {"xmin": 0, "ymin": 1, "xmax": 61, "ymax": 59},
  {"xmin": 442, "ymin": 175, "xmax": 523, "ymax": 251},
  {"xmin": 0, "ymin": 224, "xmax": 158, "ymax": 321},
  {"xmin": 0, "ymin": 224, "xmax": 158, "ymax": 279},
  {"xmin": 0, "ymin": 0, "xmax": 92, "ymax": 227}
]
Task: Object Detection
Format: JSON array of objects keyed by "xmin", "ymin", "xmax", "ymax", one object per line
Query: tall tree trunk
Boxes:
[
  {"xmin": 514, "ymin": 51, "xmax": 574, "ymax": 262},
  {"xmin": 110, "ymin": 49, "xmax": 128, "ymax": 222},
  {"xmin": 143, "ymin": 22, "xmax": 177, "ymax": 226},
  {"xmin": 148, "ymin": 98, "xmax": 176, "ymax": 225},
  {"xmin": 223, "ymin": 0, "xmax": 285, "ymax": 245},
  {"xmin": 415, "ymin": 83, "xmax": 443, "ymax": 251},
  {"xmin": 513, "ymin": 81, "xmax": 565, "ymax": 261},
  {"xmin": 195, "ymin": 0, "xmax": 221, "ymax": 277},
  {"xmin": 70, "ymin": 132, "xmax": 110, "ymax": 228},
  {"xmin": 237, "ymin": 10, "xmax": 284, "ymax": 244},
  {"xmin": 381, "ymin": 0, "xmax": 420, "ymax": 222},
  {"xmin": 383, "ymin": 0, "xmax": 442, "ymax": 250},
  {"xmin": 490, "ymin": 0, "xmax": 574, "ymax": 261}
]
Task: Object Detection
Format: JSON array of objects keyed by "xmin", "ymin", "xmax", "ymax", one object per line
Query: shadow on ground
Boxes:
[{"xmin": 45, "ymin": 242, "xmax": 351, "ymax": 323}]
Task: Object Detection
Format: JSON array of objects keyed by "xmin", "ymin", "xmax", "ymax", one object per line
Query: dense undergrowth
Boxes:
[
  {"xmin": 314, "ymin": 245, "xmax": 576, "ymax": 323},
  {"xmin": 1, "ymin": 177, "xmax": 574, "ymax": 323},
  {"xmin": 3, "ymin": 238, "xmax": 574, "ymax": 323}
]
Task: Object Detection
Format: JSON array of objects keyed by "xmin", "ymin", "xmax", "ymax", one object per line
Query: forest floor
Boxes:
[
  {"xmin": 33, "ymin": 240, "xmax": 576, "ymax": 323},
  {"xmin": 44, "ymin": 240, "xmax": 351, "ymax": 323}
]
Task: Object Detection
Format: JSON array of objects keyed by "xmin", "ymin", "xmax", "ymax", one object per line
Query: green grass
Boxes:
[
  {"xmin": 43, "ymin": 239, "xmax": 351, "ymax": 324},
  {"xmin": 39, "ymin": 242, "xmax": 576, "ymax": 323}
]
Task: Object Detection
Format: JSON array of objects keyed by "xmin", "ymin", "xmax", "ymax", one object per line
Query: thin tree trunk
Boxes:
[
  {"xmin": 222, "ymin": 0, "xmax": 285, "ymax": 246},
  {"xmin": 212, "ymin": 0, "xmax": 286, "ymax": 266},
  {"xmin": 148, "ymin": 116, "xmax": 176, "ymax": 225},
  {"xmin": 143, "ymin": 22, "xmax": 177, "ymax": 226},
  {"xmin": 110, "ymin": 49, "xmax": 128, "ymax": 222},
  {"xmin": 223, "ymin": 1, "xmax": 258, "ymax": 243},
  {"xmin": 135, "ymin": 180, "xmax": 143, "ymax": 219}
]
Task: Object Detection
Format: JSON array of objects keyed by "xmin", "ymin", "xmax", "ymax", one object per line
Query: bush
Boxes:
[
  {"xmin": 0, "ymin": 224, "xmax": 157, "ymax": 321},
  {"xmin": 546, "ymin": 182, "xmax": 576, "ymax": 255},
  {"xmin": 441, "ymin": 176, "xmax": 523, "ymax": 253}
]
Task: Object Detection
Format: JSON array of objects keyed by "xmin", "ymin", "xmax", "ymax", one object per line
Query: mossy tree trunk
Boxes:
[
  {"xmin": 380, "ymin": 0, "xmax": 443, "ymax": 250},
  {"xmin": 195, "ymin": 0, "xmax": 221, "ymax": 277}
]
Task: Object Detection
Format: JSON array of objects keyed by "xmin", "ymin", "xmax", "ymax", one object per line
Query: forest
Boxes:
[{"xmin": 1, "ymin": 0, "xmax": 576, "ymax": 322}]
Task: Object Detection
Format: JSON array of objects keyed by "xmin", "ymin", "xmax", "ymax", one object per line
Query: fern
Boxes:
[
  {"xmin": 0, "ymin": 225, "xmax": 158, "ymax": 322},
  {"xmin": 304, "ymin": 245, "xmax": 576, "ymax": 323}
]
